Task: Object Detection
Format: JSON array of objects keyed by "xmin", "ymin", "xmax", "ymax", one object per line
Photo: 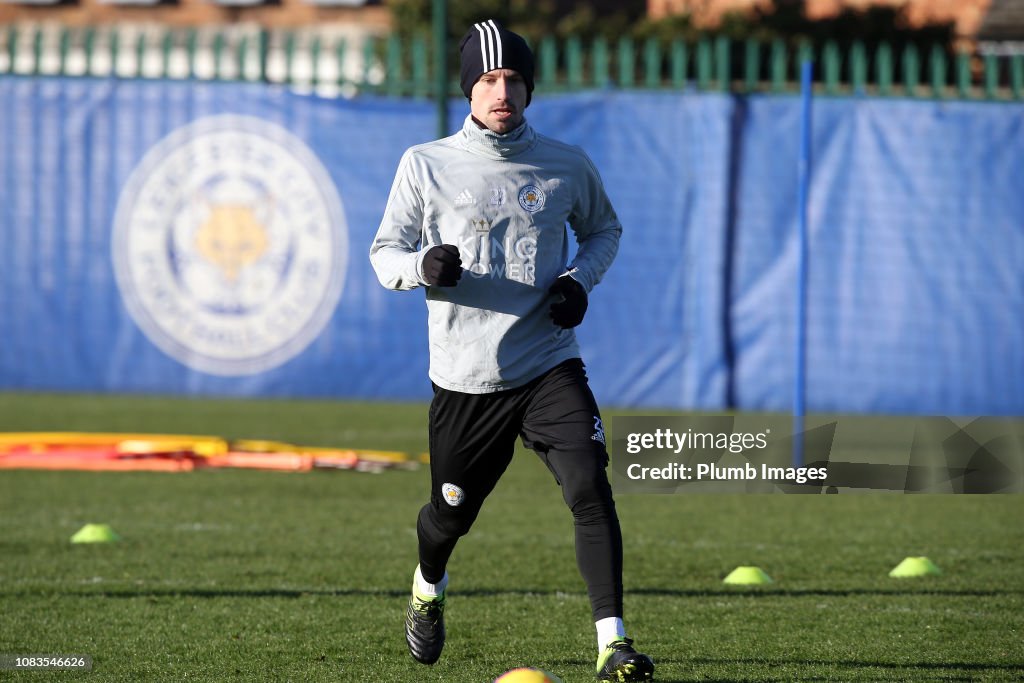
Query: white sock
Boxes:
[
  {"xmin": 596, "ymin": 616, "xmax": 626, "ymax": 651},
  {"xmin": 414, "ymin": 565, "xmax": 448, "ymax": 598}
]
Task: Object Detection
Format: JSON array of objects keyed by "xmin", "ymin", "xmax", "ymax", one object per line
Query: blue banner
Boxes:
[{"xmin": 0, "ymin": 77, "xmax": 1021, "ymax": 415}]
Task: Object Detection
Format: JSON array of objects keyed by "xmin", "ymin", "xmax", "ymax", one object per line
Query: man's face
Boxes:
[{"xmin": 470, "ymin": 68, "xmax": 527, "ymax": 134}]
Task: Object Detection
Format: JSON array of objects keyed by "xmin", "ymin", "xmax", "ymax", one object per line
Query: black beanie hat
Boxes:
[{"xmin": 459, "ymin": 20, "xmax": 536, "ymax": 106}]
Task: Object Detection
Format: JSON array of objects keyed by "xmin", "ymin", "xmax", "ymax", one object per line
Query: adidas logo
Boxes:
[{"xmin": 454, "ymin": 189, "xmax": 475, "ymax": 206}]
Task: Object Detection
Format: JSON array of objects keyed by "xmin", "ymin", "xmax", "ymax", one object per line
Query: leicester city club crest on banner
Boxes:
[{"xmin": 112, "ymin": 114, "xmax": 348, "ymax": 376}]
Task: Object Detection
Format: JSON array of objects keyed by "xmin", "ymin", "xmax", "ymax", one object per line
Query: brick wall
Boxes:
[
  {"xmin": 647, "ymin": 0, "xmax": 993, "ymax": 38},
  {"xmin": 0, "ymin": 0, "xmax": 391, "ymax": 30}
]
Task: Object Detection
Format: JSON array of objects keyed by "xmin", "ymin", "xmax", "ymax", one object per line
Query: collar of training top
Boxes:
[{"xmin": 460, "ymin": 115, "xmax": 537, "ymax": 160}]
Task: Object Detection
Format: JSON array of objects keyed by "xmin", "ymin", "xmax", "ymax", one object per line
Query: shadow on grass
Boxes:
[
  {"xmin": 684, "ymin": 655, "xmax": 1024, "ymax": 678},
  {"xmin": 629, "ymin": 587, "xmax": 1024, "ymax": 599},
  {"xmin": 596, "ymin": 653, "xmax": 1024, "ymax": 683},
  {"xmin": 464, "ymin": 586, "xmax": 1024, "ymax": 600},
  {"xmin": 4, "ymin": 586, "xmax": 1022, "ymax": 600}
]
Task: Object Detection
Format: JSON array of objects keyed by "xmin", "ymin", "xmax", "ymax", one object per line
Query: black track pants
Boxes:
[{"xmin": 416, "ymin": 358, "xmax": 624, "ymax": 621}]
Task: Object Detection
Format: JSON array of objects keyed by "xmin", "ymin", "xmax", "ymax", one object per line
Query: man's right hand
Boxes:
[{"xmin": 422, "ymin": 244, "xmax": 463, "ymax": 287}]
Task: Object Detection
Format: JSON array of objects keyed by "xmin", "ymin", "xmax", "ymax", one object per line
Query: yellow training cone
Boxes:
[
  {"xmin": 889, "ymin": 556, "xmax": 941, "ymax": 578},
  {"xmin": 723, "ymin": 565, "xmax": 773, "ymax": 585},
  {"xmin": 71, "ymin": 524, "xmax": 120, "ymax": 544},
  {"xmin": 494, "ymin": 668, "xmax": 563, "ymax": 682}
]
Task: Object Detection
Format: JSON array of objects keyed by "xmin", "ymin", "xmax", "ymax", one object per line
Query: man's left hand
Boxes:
[{"xmin": 548, "ymin": 275, "xmax": 588, "ymax": 329}]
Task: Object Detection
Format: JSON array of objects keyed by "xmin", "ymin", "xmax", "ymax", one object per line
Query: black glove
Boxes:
[
  {"xmin": 548, "ymin": 275, "xmax": 588, "ymax": 329},
  {"xmin": 422, "ymin": 244, "xmax": 462, "ymax": 287}
]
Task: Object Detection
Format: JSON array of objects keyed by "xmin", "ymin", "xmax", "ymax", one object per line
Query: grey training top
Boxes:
[{"xmin": 370, "ymin": 115, "xmax": 622, "ymax": 394}]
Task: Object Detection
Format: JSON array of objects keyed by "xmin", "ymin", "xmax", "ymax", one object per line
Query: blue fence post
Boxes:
[
  {"xmin": 432, "ymin": 0, "xmax": 448, "ymax": 138},
  {"xmin": 794, "ymin": 58, "xmax": 813, "ymax": 468}
]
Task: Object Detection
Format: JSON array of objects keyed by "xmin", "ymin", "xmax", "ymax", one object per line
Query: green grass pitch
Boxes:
[{"xmin": 1, "ymin": 392, "xmax": 1022, "ymax": 681}]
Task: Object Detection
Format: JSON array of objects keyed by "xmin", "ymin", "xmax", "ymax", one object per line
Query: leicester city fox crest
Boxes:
[
  {"xmin": 441, "ymin": 483, "xmax": 465, "ymax": 507},
  {"xmin": 112, "ymin": 115, "xmax": 348, "ymax": 376},
  {"xmin": 518, "ymin": 184, "xmax": 546, "ymax": 212}
]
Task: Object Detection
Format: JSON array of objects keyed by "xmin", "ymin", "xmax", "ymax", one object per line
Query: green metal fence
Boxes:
[{"xmin": 2, "ymin": 23, "xmax": 1022, "ymax": 101}]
